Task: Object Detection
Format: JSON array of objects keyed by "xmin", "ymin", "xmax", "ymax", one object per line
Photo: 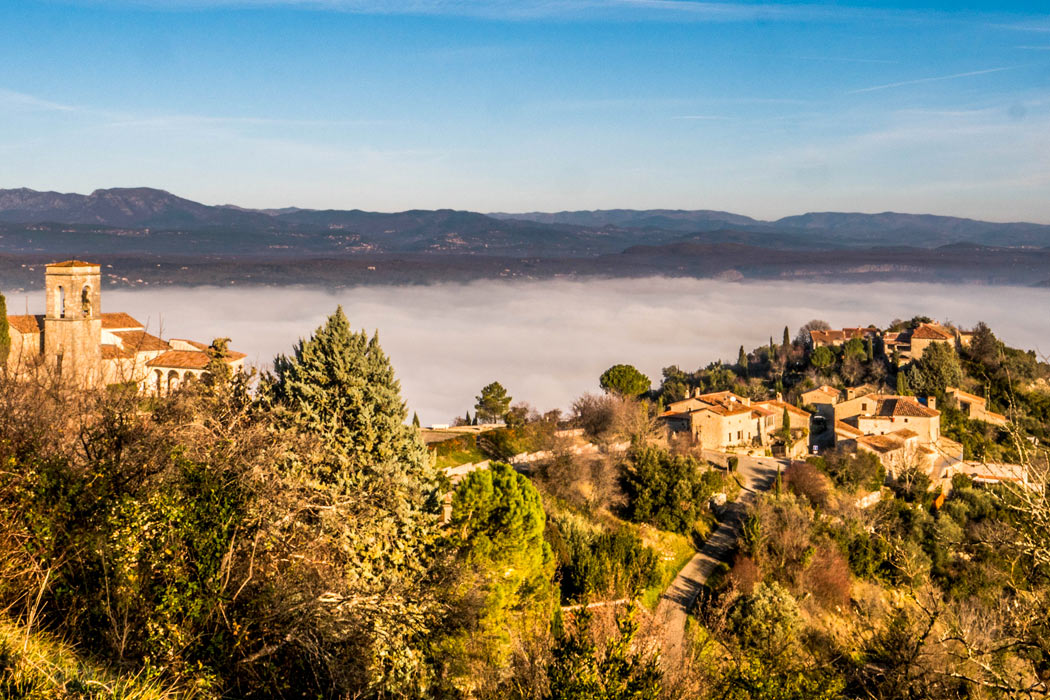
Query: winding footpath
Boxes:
[{"xmin": 653, "ymin": 454, "xmax": 787, "ymax": 669}]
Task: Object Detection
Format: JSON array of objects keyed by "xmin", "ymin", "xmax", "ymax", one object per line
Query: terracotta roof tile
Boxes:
[
  {"xmin": 101, "ymin": 312, "xmax": 144, "ymax": 330},
  {"xmin": 101, "ymin": 344, "xmax": 132, "ymax": 360},
  {"xmin": 911, "ymin": 323, "xmax": 955, "ymax": 340},
  {"xmin": 147, "ymin": 350, "xmax": 211, "ymax": 370},
  {"xmin": 857, "ymin": 433, "xmax": 912, "ymax": 453},
  {"xmin": 758, "ymin": 399, "xmax": 811, "ymax": 418},
  {"xmin": 169, "ymin": 338, "xmax": 209, "ymax": 351},
  {"xmin": 879, "ymin": 397, "xmax": 940, "ymax": 418},
  {"xmin": 946, "ymin": 386, "xmax": 985, "ymax": 404},
  {"xmin": 147, "ymin": 349, "xmax": 245, "ymax": 370},
  {"xmin": 6, "ymin": 314, "xmax": 44, "ymax": 334},
  {"xmin": 834, "ymin": 420, "xmax": 864, "ymax": 437},
  {"xmin": 113, "ymin": 330, "xmax": 170, "ymax": 353}
]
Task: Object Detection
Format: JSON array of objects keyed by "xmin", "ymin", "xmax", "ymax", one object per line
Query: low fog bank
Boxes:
[{"xmin": 18, "ymin": 278, "xmax": 1048, "ymax": 424}]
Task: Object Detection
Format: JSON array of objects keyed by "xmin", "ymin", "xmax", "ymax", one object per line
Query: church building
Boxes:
[{"xmin": 5, "ymin": 260, "xmax": 245, "ymax": 393}]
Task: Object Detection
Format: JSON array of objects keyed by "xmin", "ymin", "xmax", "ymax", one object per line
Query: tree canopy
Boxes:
[
  {"xmin": 439, "ymin": 463, "xmax": 554, "ymax": 692},
  {"xmin": 906, "ymin": 342, "xmax": 963, "ymax": 398},
  {"xmin": 810, "ymin": 346, "xmax": 834, "ymax": 370},
  {"xmin": 475, "ymin": 381, "xmax": 512, "ymax": 423},
  {"xmin": 267, "ymin": 307, "xmax": 429, "ymax": 478},
  {"xmin": 599, "ymin": 364, "xmax": 651, "ymax": 397}
]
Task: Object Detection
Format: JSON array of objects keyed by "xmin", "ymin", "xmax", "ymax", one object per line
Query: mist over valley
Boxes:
[{"xmin": 10, "ymin": 276, "xmax": 1040, "ymax": 425}]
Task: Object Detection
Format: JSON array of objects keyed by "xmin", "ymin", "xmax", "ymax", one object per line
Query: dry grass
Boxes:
[{"xmin": 0, "ymin": 617, "xmax": 187, "ymax": 699}]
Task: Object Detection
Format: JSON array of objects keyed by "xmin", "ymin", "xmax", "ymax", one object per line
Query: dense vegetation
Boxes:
[{"xmin": 0, "ymin": 312, "xmax": 1047, "ymax": 699}]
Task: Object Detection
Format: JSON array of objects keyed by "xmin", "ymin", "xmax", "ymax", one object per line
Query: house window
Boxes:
[
  {"xmin": 861, "ymin": 402, "xmax": 868, "ymax": 411},
  {"xmin": 737, "ymin": 430, "xmax": 743, "ymax": 440}
]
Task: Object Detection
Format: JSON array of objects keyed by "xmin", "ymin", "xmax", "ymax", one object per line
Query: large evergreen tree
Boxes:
[
  {"xmin": 599, "ymin": 364, "xmax": 651, "ymax": 397},
  {"xmin": 475, "ymin": 381, "xmax": 512, "ymax": 423},
  {"xmin": 264, "ymin": 307, "xmax": 440, "ymax": 692},
  {"xmin": 268, "ymin": 307, "xmax": 430, "ymax": 481}
]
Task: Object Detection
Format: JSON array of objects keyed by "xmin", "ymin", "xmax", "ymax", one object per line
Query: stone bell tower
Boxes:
[{"xmin": 43, "ymin": 260, "xmax": 102, "ymax": 385}]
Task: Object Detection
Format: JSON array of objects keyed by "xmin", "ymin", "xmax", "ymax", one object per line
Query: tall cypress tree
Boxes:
[
  {"xmin": 0, "ymin": 292, "xmax": 9, "ymax": 366},
  {"xmin": 783, "ymin": 325, "xmax": 791, "ymax": 348},
  {"xmin": 896, "ymin": 371, "xmax": 910, "ymax": 396}
]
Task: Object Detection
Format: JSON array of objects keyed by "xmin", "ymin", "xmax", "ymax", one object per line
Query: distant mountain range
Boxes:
[{"xmin": 0, "ymin": 187, "xmax": 1048, "ymax": 288}]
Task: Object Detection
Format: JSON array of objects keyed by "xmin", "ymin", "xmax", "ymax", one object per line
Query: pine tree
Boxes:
[
  {"xmin": 475, "ymin": 381, "xmax": 512, "ymax": 423},
  {"xmin": 264, "ymin": 307, "xmax": 440, "ymax": 693},
  {"xmin": 268, "ymin": 307, "xmax": 431, "ymax": 481},
  {"xmin": 412, "ymin": 411, "xmax": 421, "ymax": 428},
  {"xmin": 0, "ymin": 292, "xmax": 9, "ymax": 366}
]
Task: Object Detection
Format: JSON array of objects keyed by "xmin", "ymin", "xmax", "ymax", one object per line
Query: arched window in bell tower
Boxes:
[
  {"xmin": 81, "ymin": 285, "xmax": 92, "ymax": 317},
  {"xmin": 57, "ymin": 286, "xmax": 66, "ymax": 319}
]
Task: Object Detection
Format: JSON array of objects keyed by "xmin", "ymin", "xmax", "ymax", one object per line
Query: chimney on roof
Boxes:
[
  {"xmin": 776, "ymin": 392, "xmax": 783, "ymax": 402},
  {"xmin": 927, "ymin": 396, "xmax": 936, "ymax": 411},
  {"xmin": 743, "ymin": 397, "xmax": 751, "ymax": 407},
  {"xmin": 693, "ymin": 387, "xmax": 701, "ymax": 398}
]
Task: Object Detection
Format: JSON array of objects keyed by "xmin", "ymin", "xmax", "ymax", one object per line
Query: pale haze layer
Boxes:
[{"xmin": 12, "ymin": 278, "xmax": 1038, "ymax": 425}]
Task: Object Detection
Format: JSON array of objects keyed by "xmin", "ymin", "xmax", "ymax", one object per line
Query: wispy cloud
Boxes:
[
  {"xmin": 102, "ymin": 114, "xmax": 389, "ymax": 129},
  {"xmin": 1016, "ymin": 45, "xmax": 1050, "ymax": 50},
  {"xmin": 845, "ymin": 67, "xmax": 1016, "ymax": 95},
  {"xmin": 74, "ymin": 0, "xmax": 936, "ymax": 24},
  {"xmin": 0, "ymin": 86, "xmax": 388, "ymax": 133},
  {"xmin": 0, "ymin": 88, "xmax": 77, "ymax": 112},
  {"xmin": 996, "ymin": 19, "xmax": 1050, "ymax": 33}
]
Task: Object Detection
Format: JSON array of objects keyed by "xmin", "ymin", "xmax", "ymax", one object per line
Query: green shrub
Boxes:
[
  {"xmin": 621, "ymin": 446, "xmax": 721, "ymax": 534},
  {"xmin": 555, "ymin": 524, "xmax": 660, "ymax": 603}
]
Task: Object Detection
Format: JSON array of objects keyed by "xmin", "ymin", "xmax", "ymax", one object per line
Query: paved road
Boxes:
[{"xmin": 653, "ymin": 453, "xmax": 786, "ymax": 670}]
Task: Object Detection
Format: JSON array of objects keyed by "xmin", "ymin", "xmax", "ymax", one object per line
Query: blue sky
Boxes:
[{"xmin": 2, "ymin": 0, "xmax": 1049, "ymax": 221}]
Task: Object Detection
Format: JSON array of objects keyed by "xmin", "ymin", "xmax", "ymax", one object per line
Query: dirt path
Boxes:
[{"xmin": 652, "ymin": 455, "xmax": 785, "ymax": 669}]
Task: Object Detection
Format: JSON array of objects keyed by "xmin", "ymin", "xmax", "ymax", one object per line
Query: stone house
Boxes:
[
  {"xmin": 856, "ymin": 429, "xmax": 937, "ymax": 478},
  {"xmin": 832, "ymin": 391, "xmax": 964, "ymax": 478},
  {"xmin": 662, "ymin": 389, "xmax": 811, "ymax": 453},
  {"xmin": 844, "ymin": 395, "xmax": 942, "ymax": 444},
  {"xmin": 808, "ymin": 327, "xmax": 879, "ymax": 349},
  {"xmin": 801, "ymin": 384, "xmax": 840, "ymax": 420},
  {"xmin": 884, "ymin": 322, "xmax": 971, "ymax": 363},
  {"xmin": 5, "ymin": 261, "xmax": 245, "ymax": 394},
  {"xmin": 945, "ymin": 386, "xmax": 1008, "ymax": 426}
]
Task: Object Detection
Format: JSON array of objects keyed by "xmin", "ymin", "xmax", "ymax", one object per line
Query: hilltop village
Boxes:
[
  {"xmin": 657, "ymin": 321, "xmax": 1028, "ymax": 489},
  {"xmin": 4, "ymin": 260, "xmax": 245, "ymax": 393}
]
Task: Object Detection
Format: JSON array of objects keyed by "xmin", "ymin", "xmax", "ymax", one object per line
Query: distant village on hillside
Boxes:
[
  {"xmin": 658, "ymin": 321, "xmax": 1028, "ymax": 492},
  {"xmin": 4, "ymin": 260, "xmax": 245, "ymax": 393}
]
